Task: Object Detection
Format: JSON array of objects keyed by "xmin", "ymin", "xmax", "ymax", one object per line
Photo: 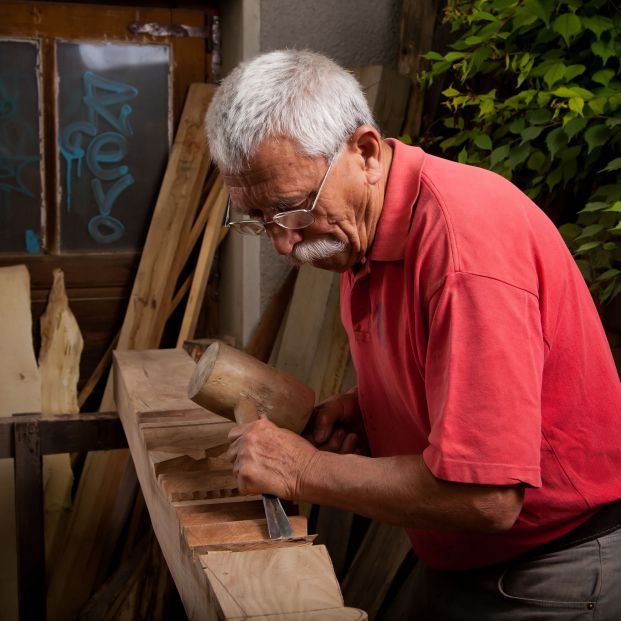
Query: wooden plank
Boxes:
[
  {"xmin": 176, "ymin": 184, "xmax": 229, "ymax": 346},
  {"xmin": 176, "ymin": 500, "xmax": 265, "ymax": 528},
  {"xmin": 38, "ymin": 268, "xmax": 83, "ymax": 576},
  {"xmin": 351, "ymin": 66, "xmax": 411, "ymax": 138},
  {"xmin": 13, "ymin": 420, "xmax": 46, "ymax": 621},
  {"xmin": 399, "ymin": 0, "xmax": 441, "ymax": 138},
  {"xmin": 306, "ymin": 273, "xmax": 350, "ymax": 402},
  {"xmin": 273, "ymin": 265, "xmax": 334, "ymax": 383},
  {"xmin": 245, "ymin": 267, "xmax": 298, "ymax": 363},
  {"xmin": 199, "ymin": 546, "xmax": 345, "ymax": 618},
  {"xmin": 341, "ymin": 522, "xmax": 411, "ymax": 620},
  {"xmin": 185, "ymin": 516, "xmax": 312, "ymax": 554},
  {"xmin": 0, "ymin": 265, "xmax": 41, "ymax": 621}
]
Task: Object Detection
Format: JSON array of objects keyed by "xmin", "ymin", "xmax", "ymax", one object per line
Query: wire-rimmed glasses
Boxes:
[{"xmin": 225, "ymin": 155, "xmax": 338, "ymax": 235}]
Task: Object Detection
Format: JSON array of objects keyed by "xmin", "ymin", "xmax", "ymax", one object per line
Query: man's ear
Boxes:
[{"xmin": 347, "ymin": 125, "xmax": 384, "ymax": 185}]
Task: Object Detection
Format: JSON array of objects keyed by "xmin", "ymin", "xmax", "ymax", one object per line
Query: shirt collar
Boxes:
[{"xmin": 368, "ymin": 138, "xmax": 425, "ymax": 262}]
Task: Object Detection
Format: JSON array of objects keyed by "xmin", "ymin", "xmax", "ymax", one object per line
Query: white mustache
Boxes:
[{"xmin": 287, "ymin": 238, "xmax": 348, "ymax": 265}]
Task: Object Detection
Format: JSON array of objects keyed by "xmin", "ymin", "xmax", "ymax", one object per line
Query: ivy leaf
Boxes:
[
  {"xmin": 527, "ymin": 150, "xmax": 547, "ymax": 171},
  {"xmin": 568, "ymin": 97, "xmax": 584, "ymax": 115},
  {"xmin": 588, "ymin": 97, "xmax": 607, "ymax": 115},
  {"xmin": 576, "ymin": 241, "xmax": 601, "ymax": 253},
  {"xmin": 600, "ymin": 158, "xmax": 621, "ymax": 172},
  {"xmin": 543, "ymin": 62, "xmax": 565, "ymax": 88},
  {"xmin": 592, "ymin": 69, "xmax": 615, "ymax": 87},
  {"xmin": 445, "ymin": 51, "xmax": 467, "ymax": 62},
  {"xmin": 582, "ymin": 15, "xmax": 613, "ymax": 39},
  {"xmin": 546, "ymin": 165, "xmax": 563, "ymax": 191},
  {"xmin": 564, "ymin": 64, "xmax": 586, "ymax": 81},
  {"xmin": 597, "ymin": 269, "xmax": 621, "ymax": 281},
  {"xmin": 606, "ymin": 119, "xmax": 621, "ymax": 128},
  {"xmin": 575, "ymin": 223, "xmax": 604, "ymax": 239},
  {"xmin": 559, "ymin": 222, "xmax": 583, "ymax": 239},
  {"xmin": 524, "ymin": 0, "xmax": 550, "ymax": 27},
  {"xmin": 478, "ymin": 98, "xmax": 495, "ymax": 117},
  {"xmin": 563, "ymin": 116, "xmax": 586, "ymax": 140},
  {"xmin": 552, "ymin": 86, "xmax": 593, "ymax": 100},
  {"xmin": 578, "ymin": 202, "xmax": 608, "ymax": 213},
  {"xmin": 552, "ymin": 14, "xmax": 582, "ymax": 47},
  {"xmin": 423, "ymin": 51, "xmax": 444, "ymax": 61},
  {"xmin": 474, "ymin": 134, "xmax": 493, "ymax": 150},
  {"xmin": 592, "ymin": 39, "xmax": 615, "ymax": 65},
  {"xmin": 527, "ymin": 108, "xmax": 552, "ymax": 125},
  {"xmin": 545, "ymin": 127, "xmax": 567, "ymax": 159},
  {"xmin": 592, "ymin": 185, "xmax": 621, "ymax": 201},
  {"xmin": 584, "ymin": 125, "xmax": 610, "ymax": 153},
  {"xmin": 442, "ymin": 86, "xmax": 461, "ymax": 97},
  {"xmin": 508, "ymin": 142, "xmax": 530, "ymax": 167},
  {"xmin": 490, "ymin": 144, "xmax": 510, "ymax": 167},
  {"xmin": 458, "ymin": 147, "xmax": 469, "ymax": 164},
  {"xmin": 521, "ymin": 125, "xmax": 545, "ymax": 142},
  {"xmin": 605, "ymin": 201, "xmax": 621, "ymax": 213}
]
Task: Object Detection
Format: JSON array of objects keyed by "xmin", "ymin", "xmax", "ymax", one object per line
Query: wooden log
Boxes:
[
  {"xmin": 0, "ymin": 265, "xmax": 42, "ymax": 621},
  {"xmin": 188, "ymin": 341, "xmax": 315, "ymax": 433},
  {"xmin": 47, "ymin": 83, "xmax": 218, "ymax": 621}
]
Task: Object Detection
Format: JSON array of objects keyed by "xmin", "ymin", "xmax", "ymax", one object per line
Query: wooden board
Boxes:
[
  {"xmin": 341, "ymin": 522, "xmax": 412, "ymax": 620},
  {"xmin": 38, "ymin": 268, "xmax": 83, "ymax": 577},
  {"xmin": 114, "ymin": 348, "xmax": 366, "ymax": 620},
  {"xmin": 0, "ymin": 265, "xmax": 42, "ymax": 621}
]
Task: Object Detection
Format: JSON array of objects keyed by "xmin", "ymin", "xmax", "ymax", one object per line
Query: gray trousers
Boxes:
[{"xmin": 404, "ymin": 529, "xmax": 621, "ymax": 620}]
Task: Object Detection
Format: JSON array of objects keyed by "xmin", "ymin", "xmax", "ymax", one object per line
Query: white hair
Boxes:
[
  {"xmin": 289, "ymin": 237, "xmax": 349, "ymax": 265},
  {"xmin": 205, "ymin": 49, "xmax": 377, "ymax": 173}
]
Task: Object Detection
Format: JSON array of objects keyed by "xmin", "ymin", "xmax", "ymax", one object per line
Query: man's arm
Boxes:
[
  {"xmin": 301, "ymin": 450, "xmax": 524, "ymax": 533},
  {"xmin": 226, "ymin": 418, "xmax": 524, "ymax": 533}
]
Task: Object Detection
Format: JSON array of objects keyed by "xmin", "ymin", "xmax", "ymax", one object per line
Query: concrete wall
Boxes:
[{"xmin": 218, "ymin": 0, "xmax": 402, "ymax": 347}]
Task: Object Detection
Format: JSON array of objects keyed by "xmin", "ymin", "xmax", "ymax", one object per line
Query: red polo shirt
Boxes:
[{"xmin": 341, "ymin": 139, "xmax": 621, "ymax": 570}]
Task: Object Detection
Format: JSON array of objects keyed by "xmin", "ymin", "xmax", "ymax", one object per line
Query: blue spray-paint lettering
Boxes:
[
  {"xmin": 0, "ymin": 77, "xmax": 41, "ymax": 200},
  {"xmin": 60, "ymin": 121, "xmax": 97, "ymax": 211},
  {"xmin": 86, "ymin": 132, "xmax": 129, "ymax": 181},
  {"xmin": 60, "ymin": 71, "xmax": 139, "ymax": 244},
  {"xmin": 83, "ymin": 72, "xmax": 138, "ymax": 136},
  {"xmin": 25, "ymin": 228, "xmax": 41, "ymax": 254}
]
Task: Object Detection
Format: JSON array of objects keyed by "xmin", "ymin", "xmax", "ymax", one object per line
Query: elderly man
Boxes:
[{"xmin": 206, "ymin": 50, "xmax": 621, "ymax": 619}]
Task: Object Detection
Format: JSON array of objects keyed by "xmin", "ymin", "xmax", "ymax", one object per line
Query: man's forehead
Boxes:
[{"xmin": 222, "ymin": 138, "xmax": 322, "ymax": 192}]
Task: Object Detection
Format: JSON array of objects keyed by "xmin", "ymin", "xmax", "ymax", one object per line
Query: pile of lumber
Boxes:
[{"xmin": 40, "ymin": 82, "xmax": 230, "ymax": 620}]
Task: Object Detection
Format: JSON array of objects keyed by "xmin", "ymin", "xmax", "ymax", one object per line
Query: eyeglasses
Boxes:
[{"xmin": 225, "ymin": 154, "xmax": 338, "ymax": 236}]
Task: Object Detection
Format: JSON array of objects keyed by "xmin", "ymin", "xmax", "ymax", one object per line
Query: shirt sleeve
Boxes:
[{"xmin": 422, "ymin": 271, "xmax": 544, "ymax": 487}]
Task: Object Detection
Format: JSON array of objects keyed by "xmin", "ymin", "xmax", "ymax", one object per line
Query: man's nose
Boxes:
[{"xmin": 267, "ymin": 225, "xmax": 303, "ymax": 255}]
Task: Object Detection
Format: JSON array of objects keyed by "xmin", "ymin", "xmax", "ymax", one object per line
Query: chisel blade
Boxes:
[{"xmin": 262, "ymin": 493, "xmax": 295, "ymax": 539}]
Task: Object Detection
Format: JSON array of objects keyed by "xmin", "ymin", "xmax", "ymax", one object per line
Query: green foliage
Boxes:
[{"xmin": 415, "ymin": 0, "xmax": 621, "ymax": 303}]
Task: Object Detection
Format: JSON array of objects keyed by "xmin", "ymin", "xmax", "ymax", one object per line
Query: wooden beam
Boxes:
[{"xmin": 114, "ymin": 348, "xmax": 366, "ymax": 620}]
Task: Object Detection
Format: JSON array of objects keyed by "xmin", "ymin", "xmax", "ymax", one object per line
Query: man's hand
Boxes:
[
  {"xmin": 305, "ymin": 388, "xmax": 368, "ymax": 455},
  {"xmin": 225, "ymin": 416, "xmax": 318, "ymax": 500}
]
